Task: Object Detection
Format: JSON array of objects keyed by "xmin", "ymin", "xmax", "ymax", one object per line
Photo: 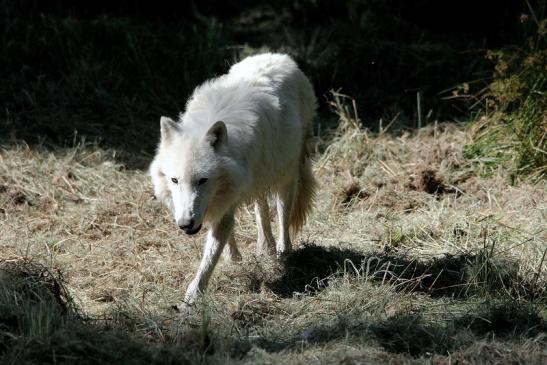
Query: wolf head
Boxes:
[{"xmin": 149, "ymin": 116, "xmax": 229, "ymax": 235}]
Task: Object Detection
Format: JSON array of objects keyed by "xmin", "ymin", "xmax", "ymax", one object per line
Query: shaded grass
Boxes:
[
  {"xmin": 1, "ymin": 256, "xmax": 544, "ymax": 363},
  {"xmin": 0, "ymin": 259, "xmax": 195, "ymax": 364},
  {"xmin": 247, "ymin": 242, "xmax": 544, "ymax": 302},
  {"xmin": 372, "ymin": 299, "xmax": 545, "ymax": 357},
  {"xmin": 221, "ymin": 273, "xmax": 546, "ymax": 359}
]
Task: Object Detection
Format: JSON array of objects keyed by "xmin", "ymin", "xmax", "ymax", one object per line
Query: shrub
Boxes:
[{"xmin": 465, "ymin": 14, "xmax": 546, "ymax": 182}]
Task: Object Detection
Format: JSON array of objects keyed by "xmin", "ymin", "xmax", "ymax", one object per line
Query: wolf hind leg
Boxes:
[
  {"xmin": 255, "ymin": 197, "xmax": 276, "ymax": 256},
  {"xmin": 222, "ymin": 232, "xmax": 242, "ymax": 262},
  {"xmin": 276, "ymin": 180, "xmax": 297, "ymax": 255},
  {"xmin": 183, "ymin": 211, "xmax": 234, "ymax": 306}
]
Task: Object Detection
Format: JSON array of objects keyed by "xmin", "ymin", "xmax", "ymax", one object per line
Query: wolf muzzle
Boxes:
[{"xmin": 180, "ymin": 223, "xmax": 202, "ymax": 235}]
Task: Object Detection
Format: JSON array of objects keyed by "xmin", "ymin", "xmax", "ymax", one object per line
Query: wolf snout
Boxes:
[{"xmin": 178, "ymin": 219, "xmax": 202, "ymax": 235}]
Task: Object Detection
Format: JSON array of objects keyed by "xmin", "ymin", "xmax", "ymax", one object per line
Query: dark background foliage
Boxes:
[{"xmin": 0, "ymin": 0, "xmax": 536, "ymax": 163}]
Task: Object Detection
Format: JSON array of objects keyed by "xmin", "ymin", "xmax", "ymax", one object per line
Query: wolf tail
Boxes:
[
  {"xmin": 290, "ymin": 72, "xmax": 317, "ymax": 233},
  {"xmin": 290, "ymin": 152, "xmax": 317, "ymax": 233}
]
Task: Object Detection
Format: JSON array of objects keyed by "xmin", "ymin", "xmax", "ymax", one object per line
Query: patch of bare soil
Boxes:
[
  {"xmin": 1, "ymin": 187, "xmax": 32, "ymax": 205},
  {"xmin": 339, "ymin": 181, "xmax": 370, "ymax": 207},
  {"xmin": 415, "ymin": 168, "xmax": 447, "ymax": 195}
]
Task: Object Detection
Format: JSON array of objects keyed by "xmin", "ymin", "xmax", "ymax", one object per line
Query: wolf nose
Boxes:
[{"xmin": 178, "ymin": 219, "xmax": 194, "ymax": 231}]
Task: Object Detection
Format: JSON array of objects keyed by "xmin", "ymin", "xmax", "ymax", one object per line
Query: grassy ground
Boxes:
[
  {"xmin": 0, "ymin": 3, "xmax": 545, "ymax": 362},
  {"xmin": 0, "ymin": 102, "xmax": 545, "ymax": 363}
]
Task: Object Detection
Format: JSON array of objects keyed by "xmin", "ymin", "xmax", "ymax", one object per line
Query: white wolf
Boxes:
[{"xmin": 149, "ymin": 53, "xmax": 317, "ymax": 306}]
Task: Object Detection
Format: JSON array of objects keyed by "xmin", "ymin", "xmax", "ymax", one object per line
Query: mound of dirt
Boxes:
[
  {"xmin": 417, "ymin": 168, "xmax": 447, "ymax": 194},
  {"xmin": 406, "ymin": 168, "xmax": 461, "ymax": 197}
]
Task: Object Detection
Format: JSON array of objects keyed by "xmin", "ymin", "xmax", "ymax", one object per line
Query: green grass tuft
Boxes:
[{"xmin": 465, "ymin": 16, "xmax": 547, "ymax": 181}]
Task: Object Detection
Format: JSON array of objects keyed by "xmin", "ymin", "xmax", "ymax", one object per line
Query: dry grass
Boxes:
[{"xmin": 0, "ymin": 99, "xmax": 545, "ymax": 362}]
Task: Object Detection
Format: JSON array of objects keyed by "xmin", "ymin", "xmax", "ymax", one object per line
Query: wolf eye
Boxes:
[
  {"xmin": 171, "ymin": 178, "xmax": 178, "ymax": 184},
  {"xmin": 197, "ymin": 178, "xmax": 208, "ymax": 186}
]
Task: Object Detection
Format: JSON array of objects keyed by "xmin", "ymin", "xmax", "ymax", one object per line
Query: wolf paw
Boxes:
[
  {"xmin": 276, "ymin": 241, "xmax": 292, "ymax": 258},
  {"xmin": 256, "ymin": 238, "xmax": 276, "ymax": 256},
  {"xmin": 171, "ymin": 300, "xmax": 195, "ymax": 314},
  {"xmin": 256, "ymin": 247, "xmax": 276, "ymax": 256}
]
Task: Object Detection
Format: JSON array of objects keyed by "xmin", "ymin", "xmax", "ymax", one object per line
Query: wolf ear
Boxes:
[
  {"xmin": 205, "ymin": 121, "xmax": 227, "ymax": 148},
  {"xmin": 160, "ymin": 116, "xmax": 179, "ymax": 143}
]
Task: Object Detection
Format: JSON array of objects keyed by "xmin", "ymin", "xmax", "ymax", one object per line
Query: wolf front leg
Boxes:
[{"xmin": 183, "ymin": 211, "xmax": 235, "ymax": 306}]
